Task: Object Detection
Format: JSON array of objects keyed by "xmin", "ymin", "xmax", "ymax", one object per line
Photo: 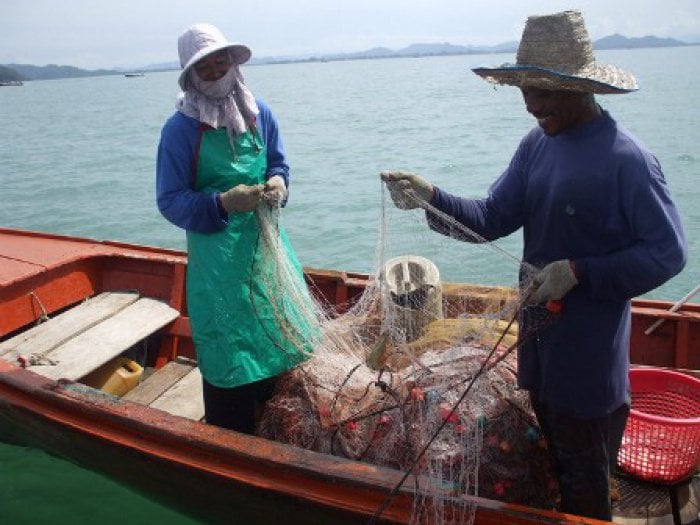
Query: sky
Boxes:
[{"xmin": 2, "ymin": 0, "xmax": 700, "ymax": 69}]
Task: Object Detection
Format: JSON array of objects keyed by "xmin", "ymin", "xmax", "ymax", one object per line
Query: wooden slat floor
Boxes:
[
  {"xmin": 613, "ymin": 474, "xmax": 699, "ymax": 524},
  {"xmin": 124, "ymin": 359, "xmax": 205, "ymax": 421},
  {"xmin": 0, "ymin": 292, "xmax": 179, "ymax": 381}
]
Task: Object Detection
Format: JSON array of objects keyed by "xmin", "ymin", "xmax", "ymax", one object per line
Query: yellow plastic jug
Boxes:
[{"xmin": 82, "ymin": 357, "xmax": 143, "ymax": 396}]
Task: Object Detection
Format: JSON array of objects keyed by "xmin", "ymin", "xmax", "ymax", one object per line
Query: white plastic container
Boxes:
[{"xmin": 382, "ymin": 255, "xmax": 443, "ymax": 342}]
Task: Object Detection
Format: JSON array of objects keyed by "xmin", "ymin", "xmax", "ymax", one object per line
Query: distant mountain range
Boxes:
[
  {"xmin": 1, "ymin": 34, "xmax": 696, "ymax": 82},
  {"xmin": 1, "ymin": 63, "xmax": 127, "ymax": 82},
  {"xmin": 593, "ymin": 33, "xmax": 692, "ymax": 49}
]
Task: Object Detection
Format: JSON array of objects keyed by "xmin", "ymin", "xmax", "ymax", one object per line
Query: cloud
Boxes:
[{"xmin": 1, "ymin": 0, "xmax": 698, "ymax": 69}]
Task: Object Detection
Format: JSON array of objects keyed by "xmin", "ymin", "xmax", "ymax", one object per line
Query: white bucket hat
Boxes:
[
  {"xmin": 472, "ymin": 10, "xmax": 638, "ymax": 94},
  {"xmin": 177, "ymin": 23, "xmax": 251, "ymax": 90}
]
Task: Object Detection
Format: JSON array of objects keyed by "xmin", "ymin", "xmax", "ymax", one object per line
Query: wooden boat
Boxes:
[{"xmin": 0, "ymin": 227, "xmax": 698, "ymax": 524}]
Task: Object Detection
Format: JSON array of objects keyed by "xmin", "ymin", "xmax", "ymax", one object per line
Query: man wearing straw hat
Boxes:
[{"xmin": 381, "ymin": 10, "xmax": 687, "ymax": 521}]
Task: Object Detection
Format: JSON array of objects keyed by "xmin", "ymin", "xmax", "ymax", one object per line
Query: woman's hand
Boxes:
[
  {"xmin": 263, "ymin": 175, "xmax": 287, "ymax": 207},
  {"xmin": 220, "ymin": 184, "xmax": 264, "ymax": 213}
]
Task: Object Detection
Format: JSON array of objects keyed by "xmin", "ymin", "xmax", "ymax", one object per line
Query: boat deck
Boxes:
[
  {"xmin": 0, "ymin": 291, "xmax": 179, "ymax": 379},
  {"xmin": 123, "ymin": 358, "xmax": 204, "ymax": 421},
  {"xmin": 0, "ymin": 289, "xmax": 203, "ymax": 420},
  {"xmin": 613, "ymin": 474, "xmax": 699, "ymax": 524}
]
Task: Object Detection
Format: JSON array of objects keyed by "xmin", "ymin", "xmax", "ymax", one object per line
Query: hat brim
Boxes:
[
  {"xmin": 472, "ymin": 64, "xmax": 638, "ymax": 95},
  {"xmin": 178, "ymin": 43, "xmax": 251, "ymax": 89}
]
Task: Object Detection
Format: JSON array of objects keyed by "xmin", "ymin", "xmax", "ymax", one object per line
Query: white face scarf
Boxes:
[{"xmin": 176, "ymin": 54, "xmax": 259, "ymax": 138}]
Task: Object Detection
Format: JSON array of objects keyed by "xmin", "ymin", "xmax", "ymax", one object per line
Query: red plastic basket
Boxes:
[{"xmin": 617, "ymin": 367, "xmax": 700, "ymax": 484}]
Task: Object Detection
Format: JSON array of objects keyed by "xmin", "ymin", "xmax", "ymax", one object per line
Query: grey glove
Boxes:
[
  {"xmin": 531, "ymin": 260, "xmax": 578, "ymax": 303},
  {"xmin": 220, "ymin": 184, "xmax": 264, "ymax": 213},
  {"xmin": 380, "ymin": 170, "xmax": 434, "ymax": 210},
  {"xmin": 263, "ymin": 175, "xmax": 287, "ymax": 208}
]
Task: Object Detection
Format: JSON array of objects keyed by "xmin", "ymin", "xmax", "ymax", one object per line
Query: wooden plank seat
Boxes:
[
  {"xmin": 0, "ymin": 291, "xmax": 179, "ymax": 381},
  {"xmin": 123, "ymin": 359, "xmax": 205, "ymax": 421}
]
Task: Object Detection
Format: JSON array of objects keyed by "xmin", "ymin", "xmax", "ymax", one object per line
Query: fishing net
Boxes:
[{"xmin": 253, "ymin": 185, "xmax": 560, "ymax": 524}]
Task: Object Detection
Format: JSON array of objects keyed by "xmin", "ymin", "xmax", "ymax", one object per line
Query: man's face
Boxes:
[
  {"xmin": 193, "ymin": 50, "xmax": 232, "ymax": 81},
  {"xmin": 520, "ymin": 87, "xmax": 594, "ymax": 136}
]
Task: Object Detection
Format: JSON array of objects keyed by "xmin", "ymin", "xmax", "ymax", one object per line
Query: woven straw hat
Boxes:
[
  {"xmin": 472, "ymin": 10, "xmax": 638, "ymax": 94},
  {"xmin": 177, "ymin": 23, "xmax": 251, "ymax": 90}
]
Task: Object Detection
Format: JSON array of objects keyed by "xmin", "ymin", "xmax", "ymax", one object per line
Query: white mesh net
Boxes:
[{"xmin": 253, "ymin": 185, "xmax": 560, "ymax": 524}]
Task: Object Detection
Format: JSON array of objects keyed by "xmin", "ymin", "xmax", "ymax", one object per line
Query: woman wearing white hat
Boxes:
[
  {"xmin": 157, "ymin": 23, "xmax": 312, "ymax": 435},
  {"xmin": 381, "ymin": 10, "xmax": 687, "ymax": 521}
]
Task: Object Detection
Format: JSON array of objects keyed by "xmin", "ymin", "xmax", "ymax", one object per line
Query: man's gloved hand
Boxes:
[
  {"xmin": 263, "ymin": 175, "xmax": 287, "ymax": 208},
  {"xmin": 220, "ymin": 184, "xmax": 264, "ymax": 213},
  {"xmin": 531, "ymin": 260, "xmax": 578, "ymax": 303},
  {"xmin": 380, "ymin": 170, "xmax": 434, "ymax": 210}
]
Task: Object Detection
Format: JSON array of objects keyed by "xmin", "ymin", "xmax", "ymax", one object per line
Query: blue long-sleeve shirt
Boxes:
[
  {"xmin": 428, "ymin": 110, "xmax": 687, "ymax": 418},
  {"xmin": 156, "ymin": 99, "xmax": 290, "ymax": 233}
]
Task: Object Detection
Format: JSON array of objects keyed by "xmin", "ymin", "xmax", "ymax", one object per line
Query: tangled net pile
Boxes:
[{"xmin": 253, "ymin": 186, "xmax": 560, "ymax": 524}]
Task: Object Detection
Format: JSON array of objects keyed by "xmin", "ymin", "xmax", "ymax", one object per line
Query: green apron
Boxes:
[{"xmin": 186, "ymin": 127, "xmax": 312, "ymax": 388}]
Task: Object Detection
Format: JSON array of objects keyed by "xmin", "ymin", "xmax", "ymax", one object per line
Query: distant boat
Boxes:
[
  {"xmin": 124, "ymin": 73, "xmax": 145, "ymax": 78},
  {"xmin": 0, "ymin": 80, "xmax": 23, "ymax": 86}
]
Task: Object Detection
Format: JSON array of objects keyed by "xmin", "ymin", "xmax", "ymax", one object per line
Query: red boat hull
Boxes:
[{"xmin": 1, "ymin": 227, "xmax": 697, "ymax": 524}]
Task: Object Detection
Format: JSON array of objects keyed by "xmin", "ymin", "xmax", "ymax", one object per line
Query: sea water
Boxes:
[{"xmin": 0, "ymin": 47, "xmax": 698, "ymax": 523}]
